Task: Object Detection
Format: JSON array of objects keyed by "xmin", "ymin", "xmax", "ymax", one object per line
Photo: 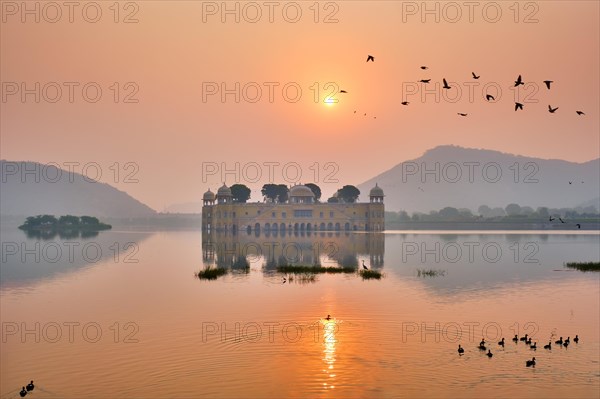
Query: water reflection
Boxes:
[
  {"xmin": 321, "ymin": 317, "xmax": 337, "ymax": 391},
  {"xmin": 202, "ymin": 230, "xmax": 385, "ymax": 273},
  {"xmin": 0, "ymin": 228, "xmax": 154, "ymax": 289}
]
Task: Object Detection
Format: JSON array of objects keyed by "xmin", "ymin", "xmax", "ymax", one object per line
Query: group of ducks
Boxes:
[
  {"xmin": 19, "ymin": 381, "xmax": 34, "ymax": 397},
  {"xmin": 457, "ymin": 333, "xmax": 580, "ymax": 367}
]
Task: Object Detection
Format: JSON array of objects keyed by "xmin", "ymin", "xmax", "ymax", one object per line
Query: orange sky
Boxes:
[{"xmin": 1, "ymin": 1, "xmax": 599, "ymax": 210}]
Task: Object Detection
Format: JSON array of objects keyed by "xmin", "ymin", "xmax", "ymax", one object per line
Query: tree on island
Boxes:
[
  {"xmin": 230, "ymin": 184, "xmax": 251, "ymax": 203},
  {"xmin": 305, "ymin": 183, "xmax": 322, "ymax": 202},
  {"xmin": 261, "ymin": 184, "xmax": 290, "ymax": 203},
  {"xmin": 337, "ymin": 185, "xmax": 360, "ymax": 203},
  {"xmin": 276, "ymin": 184, "xmax": 289, "ymax": 203},
  {"xmin": 80, "ymin": 216, "xmax": 100, "ymax": 225},
  {"xmin": 59, "ymin": 215, "xmax": 80, "ymax": 226}
]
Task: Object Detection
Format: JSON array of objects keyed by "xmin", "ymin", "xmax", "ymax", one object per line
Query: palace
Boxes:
[{"xmin": 202, "ymin": 184, "xmax": 385, "ymax": 233}]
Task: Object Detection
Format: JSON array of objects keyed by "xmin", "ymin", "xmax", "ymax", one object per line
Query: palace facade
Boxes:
[{"xmin": 201, "ymin": 184, "xmax": 385, "ymax": 233}]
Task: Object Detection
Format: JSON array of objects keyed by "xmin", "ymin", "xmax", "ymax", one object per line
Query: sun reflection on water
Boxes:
[{"xmin": 322, "ymin": 317, "xmax": 337, "ymax": 390}]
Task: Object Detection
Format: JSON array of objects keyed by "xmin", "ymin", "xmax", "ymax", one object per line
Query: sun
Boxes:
[{"xmin": 324, "ymin": 97, "xmax": 337, "ymax": 107}]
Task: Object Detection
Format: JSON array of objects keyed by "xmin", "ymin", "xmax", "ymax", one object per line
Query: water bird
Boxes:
[
  {"xmin": 498, "ymin": 338, "xmax": 505, "ymax": 346},
  {"xmin": 512, "ymin": 335, "xmax": 519, "ymax": 342},
  {"xmin": 549, "ymin": 105, "xmax": 559, "ymax": 113},
  {"xmin": 419, "ymin": 79, "xmax": 431, "ymax": 83},
  {"xmin": 520, "ymin": 334, "xmax": 528, "ymax": 342},
  {"xmin": 486, "ymin": 94, "xmax": 495, "ymax": 101},
  {"xmin": 457, "ymin": 113, "xmax": 467, "ymax": 117},
  {"xmin": 544, "ymin": 80, "xmax": 553, "ymax": 89},
  {"xmin": 576, "ymin": 111, "xmax": 585, "ymax": 115},
  {"xmin": 487, "ymin": 350, "xmax": 493, "ymax": 358},
  {"xmin": 574, "ymin": 335, "xmax": 579, "ymax": 343},
  {"xmin": 515, "ymin": 102, "xmax": 524, "ymax": 111},
  {"xmin": 401, "ymin": 101, "xmax": 409, "ymax": 105},
  {"xmin": 565, "ymin": 337, "xmax": 570, "ymax": 344},
  {"xmin": 526, "ymin": 357, "xmax": 536, "ymax": 367},
  {"xmin": 563, "ymin": 339, "xmax": 569, "ymax": 347},
  {"xmin": 325, "ymin": 315, "xmax": 331, "ymax": 320},
  {"xmin": 362, "ymin": 260, "xmax": 369, "ymax": 270},
  {"xmin": 366, "ymin": 55, "xmax": 375, "ymax": 62},
  {"xmin": 442, "ymin": 78, "xmax": 451, "ymax": 89},
  {"xmin": 421, "ymin": 66, "xmax": 428, "ymax": 69},
  {"xmin": 480, "ymin": 338, "xmax": 486, "ymax": 346},
  {"xmin": 555, "ymin": 337, "xmax": 563, "ymax": 345},
  {"xmin": 514, "ymin": 75, "xmax": 524, "ymax": 86},
  {"xmin": 526, "ymin": 338, "xmax": 532, "ymax": 345},
  {"xmin": 478, "ymin": 343, "xmax": 487, "ymax": 351},
  {"xmin": 26, "ymin": 381, "xmax": 34, "ymax": 391},
  {"xmin": 458, "ymin": 344, "xmax": 464, "ymax": 354},
  {"xmin": 530, "ymin": 342, "xmax": 537, "ymax": 350},
  {"xmin": 544, "ymin": 341, "xmax": 551, "ymax": 350},
  {"xmin": 20, "ymin": 387, "xmax": 27, "ymax": 397}
]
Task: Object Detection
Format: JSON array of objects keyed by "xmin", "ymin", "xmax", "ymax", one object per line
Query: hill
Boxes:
[
  {"xmin": 358, "ymin": 146, "xmax": 600, "ymax": 213},
  {"xmin": 1, "ymin": 160, "xmax": 157, "ymax": 218}
]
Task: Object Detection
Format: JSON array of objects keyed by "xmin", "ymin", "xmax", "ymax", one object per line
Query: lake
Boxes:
[{"xmin": 1, "ymin": 228, "xmax": 599, "ymax": 398}]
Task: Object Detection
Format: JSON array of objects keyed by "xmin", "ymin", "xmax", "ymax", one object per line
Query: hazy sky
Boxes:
[{"xmin": 2, "ymin": 1, "xmax": 599, "ymax": 210}]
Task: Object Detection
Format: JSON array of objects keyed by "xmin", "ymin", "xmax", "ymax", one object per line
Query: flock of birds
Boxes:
[
  {"xmin": 347, "ymin": 55, "xmax": 587, "ymax": 118},
  {"xmin": 457, "ymin": 333, "xmax": 580, "ymax": 368},
  {"xmin": 18, "ymin": 381, "xmax": 34, "ymax": 397}
]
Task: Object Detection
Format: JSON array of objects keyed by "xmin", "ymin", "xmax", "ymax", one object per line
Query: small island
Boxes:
[{"xmin": 19, "ymin": 215, "xmax": 112, "ymax": 238}]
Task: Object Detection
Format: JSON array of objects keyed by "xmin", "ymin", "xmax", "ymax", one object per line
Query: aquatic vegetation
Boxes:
[
  {"xmin": 564, "ymin": 262, "xmax": 600, "ymax": 272},
  {"xmin": 196, "ymin": 267, "xmax": 228, "ymax": 280},
  {"xmin": 416, "ymin": 268, "xmax": 447, "ymax": 277},
  {"xmin": 276, "ymin": 265, "xmax": 355, "ymax": 274},
  {"xmin": 359, "ymin": 269, "xmax": 383, "ymax": 279}
]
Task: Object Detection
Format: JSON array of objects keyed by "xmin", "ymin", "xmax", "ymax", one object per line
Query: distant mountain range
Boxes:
[
  {"xmin": 1, "ymin": 160, "xmax": 156, "ymax": 218},
  {"xmin": 2, "ymin": 147, "xmax": 598, "ymax": 219},
  {"xmin": 358, "ymin": 146, "xmax": 600, "ymax": 213}
]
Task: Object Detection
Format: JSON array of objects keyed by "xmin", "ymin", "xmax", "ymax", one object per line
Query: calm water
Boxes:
[{"xmin": 1, "ymin": 228, "xmax": 599, "ymax": 398}]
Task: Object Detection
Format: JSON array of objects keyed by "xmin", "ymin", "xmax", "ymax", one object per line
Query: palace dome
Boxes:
[
  {"xmin": 289, "ymin": 185, "xmax": 315, "ymax": 198},
  {"xmin": 369, "ymin": 183, "xmax": 384, "ymax": 197},
  {"xmin": 203, "ymin": 189, "xmax": 216, "ymax": 201},
  {"xmin": 217, "ymin": 184, "xmax": 232, "ymax": 197}
]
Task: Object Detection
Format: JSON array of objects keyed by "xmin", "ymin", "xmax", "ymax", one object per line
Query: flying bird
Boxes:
[
  {"xmin": 559, "ymin": 217, "xmax": 565, "ymax": 223},
  {"xmin": 569, "ymin": 181, "xmax": 572, "ymax": 184},
  {"xmin": 549, "ymin": 216, "xmax": 555, "ymax": 221},
  {"xmin": 354, "ymin": 110, "xmax": 356, "ymax": 113},
  {"xmin": 514, "ymin": 75, "xmax": 524, "ymax": 86},
  {"xmin": 576, "ymin": 224, "xmax": 581, "ymax": 229},
  {"xmin": 442, "ymin": 78, "xmax": 451, "ymax": 89},
  {"xmin": 486, "ymin": 94, "xmax": 495, "ymax": 101},
  {"xmin": 515, "ymin": 102, "xmax": 524, "ymax": 111},
  {"xmin": 340, "ymin": 90, "xmax": 347, "ymax": 93},
  {"xmin": 472, "ymin": 72, "xmax": 480, "ymax": 79},
  {"xmin": 401, "ymin": 101, "xmax": 409, "ymax": 105},
  {"xmin": 543, "ymin": 80, "xmax": 553, "ymax": 89},
  {"xmin": 366, "ymin": 55, "xmax": 375, "ymax": 62},
  {"xmin": 421, "ymin": 66, "xmax": 428, "ymax": 69},
  {"xmin": 548, "ymin": 105, "xmax": 559, "ymax": 113},
  {"xmin": 576, "ymin": 111, "xmax": 585, "ymax": 115},
  {"xmin": 419, "ymin": 79, "xmax": 431, "ymax": 83},
  {"xmin": 457, "ymin": 113, "xmax": 468, "ymax": 117}
]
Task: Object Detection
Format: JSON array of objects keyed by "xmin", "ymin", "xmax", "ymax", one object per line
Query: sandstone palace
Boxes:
[{"xmin": 202, "ymin": 184, "xmax": 385, "ymax": 233}]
